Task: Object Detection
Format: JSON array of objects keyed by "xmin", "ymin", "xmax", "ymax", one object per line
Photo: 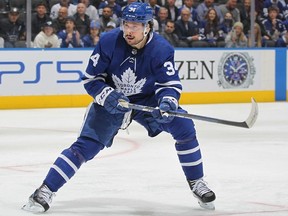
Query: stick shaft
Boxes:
[{"xmin": 119, "ymin": 98, "xmax": 258, "ymax": 129}]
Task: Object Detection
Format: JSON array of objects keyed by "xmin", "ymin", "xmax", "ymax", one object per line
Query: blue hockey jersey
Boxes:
[{"xmin": 83, "ymin": 28, "xmax": 182, "ymax": 105}]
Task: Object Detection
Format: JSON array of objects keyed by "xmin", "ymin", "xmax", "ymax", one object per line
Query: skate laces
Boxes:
[
  {"xmin": 36, "ymin": 185, "xmax": 55, "ymax": 204},
  {"xmin": 192, "ymin": 179, "xmax": 211, "ymax": 197}
]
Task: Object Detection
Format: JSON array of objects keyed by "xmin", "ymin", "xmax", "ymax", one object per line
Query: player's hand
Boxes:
[
  {"xmin": 95, "ymin": 86, "xmax": 131, "ymax": 114},
  {"xmin": 152, "ymin": 96, "xmax": 178, "ymax": 123}
]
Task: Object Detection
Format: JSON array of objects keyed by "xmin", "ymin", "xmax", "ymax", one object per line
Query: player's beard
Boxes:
[{"xmin": 124, "ymin": 33, "xmax": 146, "ymax": 48}]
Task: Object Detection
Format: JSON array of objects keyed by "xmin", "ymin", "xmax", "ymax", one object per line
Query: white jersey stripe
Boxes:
[
  {"xmin": 59, "ymin": 154, "xmax": 78, "ymax": 172},
  {"xmin": 155, "ymin": 86, "xmax": 182, "ymax": 94},
  {"xmin": 177, "ymin": 146, "xmax": 200, "ymax": 155},
  {"xmin": 181, "ymin": 158, "xmax": 202, "ymax": 167},
  {"xmin": 83, "ymin": 71, "xmax": 95, "ymax": 79},
  {"xmin": 82, "ymin": 76, "xmax": 105, "ymax": 84},
  {"xmin": 52, "ymin": 165, "xmax": 70, "ymax": 182},
  {"xmin": 155, "ymin": 81, "xmax": 182, "ymax": 86}
]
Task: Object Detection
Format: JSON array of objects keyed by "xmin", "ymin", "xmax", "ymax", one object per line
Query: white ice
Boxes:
[{"xmin": 0, "ymin": 101, "xmax": 288, "ymax": 216}]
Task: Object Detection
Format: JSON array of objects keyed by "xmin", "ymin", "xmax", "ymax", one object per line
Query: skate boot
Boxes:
[
  {"xmin": 22, "ymin": 184, "xmax": 55, "ymax": 213},
  {"xmin": 188, "ymin": 178, "xmax": 216, "ymax": 210}
]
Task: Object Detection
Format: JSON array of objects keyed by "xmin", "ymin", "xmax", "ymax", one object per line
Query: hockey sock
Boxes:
[
  {"xmin": 175, "ymin": 137, "xmax": 204, "ymax": 181},
  {"xmin": 43, "ymin": 137, "xmax": 104, "ymax": 192},
  {"xmin": 43, "ymin": 148, "xmax": 85, "ymax": 192}
]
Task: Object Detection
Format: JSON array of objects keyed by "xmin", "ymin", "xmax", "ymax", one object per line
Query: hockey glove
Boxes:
[
  {"xmin": 95, "ymin": 86, "xmax": 131, "ymax": 114},
  {"xmin": 152, "ymin": 96, "xmax": 178, "ymax": 123}
]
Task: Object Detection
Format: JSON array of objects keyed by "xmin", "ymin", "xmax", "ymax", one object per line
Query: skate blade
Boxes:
[
  {"xmin": 198, "ymin": 200, "xmax": 215, "ymax": 210},
  {"xmin": 22, "ymin": 200, "xmax": 45, "ymax": 213}
]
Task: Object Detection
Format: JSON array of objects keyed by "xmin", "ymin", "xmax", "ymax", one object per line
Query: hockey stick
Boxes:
[{"xmin": 118, "ymin": 97, "xmax": 258, "ymax": 129}]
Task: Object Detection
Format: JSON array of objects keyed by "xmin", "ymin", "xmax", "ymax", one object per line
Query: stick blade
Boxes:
[{"xmin": 244, "ymin": 97, "xmax": 259, "ymax": 128}]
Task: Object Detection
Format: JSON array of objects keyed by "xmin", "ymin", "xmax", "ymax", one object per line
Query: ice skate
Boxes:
[
  {"xmin": 22, "ymin": 184, "xmax": 54, "ymax": 213},
  {"xmin": 188, "ymin": 179, "xmax": 216, "ymax": 210}
]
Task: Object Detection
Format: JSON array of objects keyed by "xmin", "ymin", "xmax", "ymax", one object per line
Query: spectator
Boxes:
[
  {"xmin": 225, "ymin": 21, "xmax": 248, "ymax": 48},
  {"xmin": 248, "ymin": 23, "xmax": 262, "ymax": 47},
  {"xmin": 218, "ymin": 0, "xmax": 240, "ymax": 23},
  {"xmin": 160, "ymin": 19, "xmax": 188, "ymax": 47},
  {"xmin": 165, "ymin": 0, "xmax": 180, "ymax": 22},
  {"xmin": 98, "ymin": 6, "xmax": 118, "ymax": 33},
  {"xmin": 218, "ymin": 11, "xmax": 234, "ymax": 41},
  {"xmin": 121, "ymin": 0, "xmax": 137, "ymax": 11},
  {"xmin": 200, "ymin": 8, "xmax": 222, "ymax": 47},
  {"xmin": 98, "ymin": 0, "xmax": 122, "ymax": 19},
  {"xmin": 81, "ymin": 20, "xmax": 100, "ymax": 47},
  {"xmin": 70, "ymin": 0, "xmax": 79, "ymax": 5},
  {"xmin": 196, "ymin": 0, "xmax": 223, "ymax": 24},
  {"xmin": 50, "ymin": 0, "xmax": 77, "ymax": 19},
  {"xmin": 32, "ymin": 2, "xmax": 52, "ymax": 40},
  {"xmin": 115, "ymin": 0, "xmax": 129, "ymax": 7},
  {"xmin": 175, "ymin": 0, "xmax": 183, "ymax": 8},
  {"xmin": 239, "ymin": 0, "xmax": 251, "ymax": 29},
  {"xmin": 156, "ymin": 7, "xmax": 169, "ymax": 35},
  {"xmin": 157, "ymin": 0, "xmax": 167, "ymax": 7},
  {"xmin": 33, "ymin": 21, "xmax": 61, "ymax": 48},
  {"xmin": 153, "ymin": 18, "xmax": 160, "ymax": 33},
  {"xmin": 256, "ymin": 0, "xmax": 264, "ymax": 15},
  {"xmin": 243, "ymin": 10, "xmax": 271, "ymax": 43},
  {"xmin": 52, "ymin": 6, "xmax": 69, "ymax": 34},
  {"xmin": 175, "ymin": 8, "xmax": 207, "ymax": 47},
  {"xmin": 179, "ymin": 0, "xmax": 199, "ymax": 26},
  {"xmin": 79, "ymin": 0, "xmax": 99, "ymax": 21},
  {"xmin": 148, "ymin": 0, "xmax": 161, "ymax": 19},
  {"xmin": 262, "ymin": 0, "xmax": 287, "ymax": 20},
  {"xmin": 90, "ymin": 0, "xmax": 102, "ymax": 9},
  {"xmin": 101, "ymin": 20, "xmax": 116, "ymax": 35},
  {"xmin": 261, "ymin": 5, "xmax": 286, "ymax": 47},
  {"xmin": 0, "ymin": 7, "xmax": 26, "ymax": 48},
  {"xmin": 276, "ymin": 31, "xmax": 288, "ymax": 46},
  {"xmin": 73, "ymin": 3, "xmax": 91, "ymax": 38},
  {"xmin": 58, "ymin": 16, "xmax": 82, "ymax": 48}
]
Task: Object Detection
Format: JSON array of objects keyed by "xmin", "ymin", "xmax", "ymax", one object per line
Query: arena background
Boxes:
[{"xmin": 0, "ymin": 47, "xmax": 287, "ymax": 109}]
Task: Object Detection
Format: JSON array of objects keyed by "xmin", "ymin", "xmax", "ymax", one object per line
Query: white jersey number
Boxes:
[
  {"xmin": 90, "ymin": 53, "xmax": 100, "ymax": 67},
  {"xmin": 164, "ymin": 61, "xmax": 176, "ymax": 76}
]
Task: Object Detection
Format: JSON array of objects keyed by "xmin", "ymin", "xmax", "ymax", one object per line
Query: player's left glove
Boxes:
[{"xmin": 151, "ymin": 96, "xmax": 178, "ymax": 123}]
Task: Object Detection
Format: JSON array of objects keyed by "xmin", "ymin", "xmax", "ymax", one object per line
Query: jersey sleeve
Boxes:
[
  {"xmin": 82, "ymin": 31, "xmax": 117, "ymax": 98},
  {"xmin": 151, "ymin": 38, "xmax": 182, "ymax": 102}
]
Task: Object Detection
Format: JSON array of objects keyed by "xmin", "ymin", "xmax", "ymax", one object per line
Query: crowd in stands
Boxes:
[{"xmin": 1, "ymin": 0, "xmax": 288, "ymax": 48}]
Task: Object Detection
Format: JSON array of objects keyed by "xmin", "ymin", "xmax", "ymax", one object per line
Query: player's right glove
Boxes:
[
  {"xmin": 151, "ymin": 96, "xmax": 178, "ymax": 123},
  {"xmin": 94, "ymin": 86, "xmax": 131, "ymax": 114}
]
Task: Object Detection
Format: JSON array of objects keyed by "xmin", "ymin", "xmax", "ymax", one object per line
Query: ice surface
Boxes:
[{"xmin": 0, "ymin": 102, "xmax": 287, "ymax": 216}]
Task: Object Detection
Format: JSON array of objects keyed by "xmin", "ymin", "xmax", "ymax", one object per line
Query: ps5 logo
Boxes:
[{"xmin": 0, "ymin": 60, "xmax": 84, "ymax": 84}]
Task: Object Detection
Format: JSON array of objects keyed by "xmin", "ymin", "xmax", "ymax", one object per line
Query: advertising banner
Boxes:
[
  {"xmin": 0, "ymin": 49, "xmax": 90, "ymax": 96},
  {"xmin": 0, "ymin": 48, "xmax": 277, "ymax": 108},
  {"xmin": 175, "ymin": 49, "xmax": 275, "ymax": 92}
]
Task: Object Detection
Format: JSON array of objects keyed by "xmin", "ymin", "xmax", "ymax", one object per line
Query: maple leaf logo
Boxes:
[{"xmin": 112, "ymin": 68, "xmax": 146, "ymax": 96}]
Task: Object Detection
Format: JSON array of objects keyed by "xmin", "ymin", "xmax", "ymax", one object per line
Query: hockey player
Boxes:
[{"xmin": 22, "ymin": 2, "xmax": 216, "ymax": 213}]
